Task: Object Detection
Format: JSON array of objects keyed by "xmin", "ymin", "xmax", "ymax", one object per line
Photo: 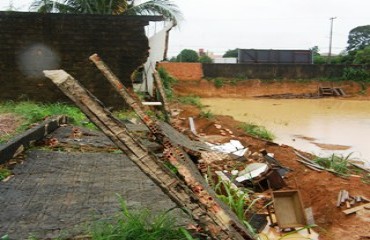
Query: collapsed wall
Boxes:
[{"xmin": 0, "ymin": 11, "xmax": 160, "ymax": 108}]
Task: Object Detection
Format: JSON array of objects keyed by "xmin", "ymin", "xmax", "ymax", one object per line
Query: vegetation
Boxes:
[
  {"xmin": 158, "ymin": 67, "xmax": 177, "ymax": 99},
  {"xmin": 223, "ymin": 49, "xmax": 238, "ymax": 58},
  {"xmin": 176, "ymin": 49, "xmax": 199, "ymax": 62},
  {"xmin": 0, "ymin": 169, "xmax": 11, "ymax": 181},
  {"xmin": 199, "ymin": 55, "xmax": 213, "ymax": 63},
  {"xmin": 199, "ymin": 110, "xmax": 214, "ymax": 119},
  {"xmin": 354, "ymin": 46, "xmax": 370, "ymax": 64},
  {"xmin": 342, "ymin": 67, "xmax": 370, "ymax": 81},
  {"xmin": 30, "ymin": 0, "xmax": 183, "ymax": 24},
  {"xmin": 178, "ymin": 95, "xmax": 203, "ymax": 108},
  {"xmin": 346, "ymin": 25, "xmax": 370, "ymax": 52},
  {"xmin": 313, "ymin": 153, "xmax": 353, "ymax": 175},
  {"xmin": 239, "ymin": 122, "xmax": 275, "ymax": 141},
  {"xmin": 0, "ymin": 101, "xmax": 95, "ymax": 142},
  {"xmin": 213, "ymin": 78, "xmax": 224, "ymax": 88},
  {"xmin": 207, "ymin": 172, "xmax": 259, "ymax": 238},
  {"xmin": 91, "ymin": 196, "xmax": 191, "ymax": 240}
]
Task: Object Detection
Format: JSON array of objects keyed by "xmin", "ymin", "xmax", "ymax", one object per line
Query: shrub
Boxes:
[{"xmin": 342, "ymin": 67, "xmax": 370, "ymax": 81}]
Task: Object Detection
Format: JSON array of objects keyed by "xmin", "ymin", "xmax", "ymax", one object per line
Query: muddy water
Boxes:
[{"xmin": 202, "ymin": 98, "xmax": 370, "ymax": 165}]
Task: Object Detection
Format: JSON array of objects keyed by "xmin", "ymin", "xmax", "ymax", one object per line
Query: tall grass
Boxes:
[
  {"xmin": 239, "ymin": 122, "xmax": 275, "ymax": 141},
  {"xmin": 313, "ymin": 153, "xmax": 352, "ymax": 175},
  {"xmin": 91, "ymin": 195, "xmax": 192, "ymax": 240}
]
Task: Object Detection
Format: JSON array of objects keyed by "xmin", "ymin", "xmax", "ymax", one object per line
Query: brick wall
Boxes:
[
  {"xmin": 0, "ymin": 11, "xmax": 159, "ymax": 108},
  {"xmin": 158, "ymin": 62, "xmax": 203, "ymax": 80}
]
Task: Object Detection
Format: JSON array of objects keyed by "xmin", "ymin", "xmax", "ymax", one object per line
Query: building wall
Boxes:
[
  {"xmin": 137, "ymin": 23, "xmax": 173, "ymax": 95},
  {"xmin": 0, "ymin": 11, "xmax": 156, "ymax": 108}
]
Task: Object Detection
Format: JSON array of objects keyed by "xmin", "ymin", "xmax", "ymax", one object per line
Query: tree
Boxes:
[
  {"xmin": 354, "ymin": 46, "xmax": 370, "ymax": 64},
  {"xmin": 222, "ymin": 48, "xmax": 238, "ymax": 58},
  {"xmin": 347, "ymin": 25, "xmax": 370, "ymax": 52},
  {"xmin": 176, "ymin": 49, "xmax": 198, "ymax": 62},
  {"xmin": 30, "ymin": 0, "xmax": 182, "ymax": 24},
  {"xmin": 199, "ymin": 55, "xmax": 213, "ymax": 63}
]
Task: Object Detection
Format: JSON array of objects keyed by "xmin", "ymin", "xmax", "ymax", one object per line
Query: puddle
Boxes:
[{"xmin": 202, "ymin": 98, "xmax": 370, "ymax": 165}]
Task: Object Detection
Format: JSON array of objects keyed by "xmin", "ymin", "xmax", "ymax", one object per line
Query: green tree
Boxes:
[
  {"xmin": 30, "ymin": 0, "xmax": 182, "ymax": 24},
  {"xmin": 222, "ymin": 49, "xmax": 238, "ymax": 58},
  {"xmin": 176, "ymin": 49, "xmax": 199, "ymax": 62},
  {"xmin": 199, "ymin": 55, "xmax": 213, "ymax": 63},
  {"xmin": 347, "ymin": 25, "xmax": 370, "ymax": 52},
  {"xmin": 354, "ymin": 46, "xmax": 370, "ymax": 64}
]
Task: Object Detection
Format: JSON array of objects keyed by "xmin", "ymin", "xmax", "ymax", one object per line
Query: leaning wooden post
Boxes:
[
  {"xmin": 44, "ymin": 70, "xmax": 253, "ymax": 240},
  {"xmin": 88, "ymin": 54, "xmax": 253, "ymax": 239},
  {"xmin": 153, "ymin": 70, "xmax": 171, "ymax": 122}
]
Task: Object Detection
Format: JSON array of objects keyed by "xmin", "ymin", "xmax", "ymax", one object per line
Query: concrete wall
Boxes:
[
  {"xmin": 0, "ymin": 11, "xmax": 159, "ymax": 108},
  {"xmin": 138, "ymin": 23, "xmax": 173, "ymax": 95},
  {"xmin": 202, "ymin": 63, "xmax": 369, "ymax": 79},
  {"xmin": 157, "ymin": 62, "xmax": 203, "ymax": 80}
]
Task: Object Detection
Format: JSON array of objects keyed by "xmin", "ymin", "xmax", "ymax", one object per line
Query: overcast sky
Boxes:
[{"xmin": 1, "ymin": 0, "xmax": 370, "ymax": 57}]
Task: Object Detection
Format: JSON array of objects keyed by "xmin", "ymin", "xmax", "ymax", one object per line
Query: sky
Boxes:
[{"xmin": 1, "ymin": 0, "xmax": 370, "ymax": 57}]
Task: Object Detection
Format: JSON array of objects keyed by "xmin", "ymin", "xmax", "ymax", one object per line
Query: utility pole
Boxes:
[{"xmin": 327, "ymin": 17, "xmax": 337, "ymax": 64}]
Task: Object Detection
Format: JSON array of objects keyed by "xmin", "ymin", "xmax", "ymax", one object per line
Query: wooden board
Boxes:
[
  {"xmin": 273, "ymin": 190, "xmax": 307, "ymax": 229},
  {"xmin": 342, "ymin": 203, "xmax": 370, "ymax": 215}
]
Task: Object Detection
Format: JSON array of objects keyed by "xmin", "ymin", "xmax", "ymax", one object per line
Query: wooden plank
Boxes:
[
  {"xmin": 296, "ymin": 159, "xmax": 323, "ymax": 171},
  {"xmin": 342, "ymin": 203, "xmax": 370, "ymax": 215},
  {"xmin": 0, "ymin": 116, "xmax": 68, "ymax": 164},
  {"xmin": 336, "ymin": 190, "xmax": 343, "ymax": 207}
]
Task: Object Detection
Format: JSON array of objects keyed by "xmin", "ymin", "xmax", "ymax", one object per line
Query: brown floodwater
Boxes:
[{"xmin": 202, "ymin": 98, "xmax": 370, "ymax": 166}]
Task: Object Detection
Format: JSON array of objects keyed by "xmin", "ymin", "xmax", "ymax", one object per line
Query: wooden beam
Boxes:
[{"xmin": 342, "ymin": 203, "xmax": 370, "ymax": 215}]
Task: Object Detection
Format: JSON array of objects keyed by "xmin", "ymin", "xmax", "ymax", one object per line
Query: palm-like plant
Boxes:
[{"xmin": 30, "ymin": 0, "xmax": 182, "ymax": 24}]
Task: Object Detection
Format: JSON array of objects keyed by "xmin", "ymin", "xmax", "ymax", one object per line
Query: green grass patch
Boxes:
[
  {"xmin": 239, "ymin": 122, "xmax": 275, "ymax": 141},
  {"xmin": 313, "ymin": 153, "xmax": 352, "ymax": 175},
  {"xmin": 0, "ymin": 169, "xmax": 11, "ymax": 181},
  {"xmin": 0, "ymin": 101, "xmax": 96, "ymax": 142},
  {"xmin": 199, "ymin": 110, "xmax": 214, "ymax": 119},
  {"xmin": 178, "ymin": 95, "xmax": 203, "ymax": 109},
  {"xmin": 213, "ymin": 78, "xmax": 224, "ymax": 88},
  {"xmin": 91, "ymin": 195, "xmax": 192, "ymax": 240}
]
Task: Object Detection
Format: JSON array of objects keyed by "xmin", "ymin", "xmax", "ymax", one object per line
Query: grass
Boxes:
[
  {"xmin": 207, "ymin": 170, "xmax": 258, "ymax": 238},
  {"xmin": 158, "ymin": 67, "xmax": 177, "ymax": 100},
  {"xmin": 313, "ymin": 153, "xmax": 353, "ymax": 175},
  {"xmin": 0, "ymin": 101, "xmax": 96, "ymax": 142},
  {"xmin": 199, "ymin": 110, "xmax": 214, "ymax": 119},
  {"xmin": 91, "ymin": 195, "xmax": 193, "ymax": 240},
  {"xmin": 239, "ymin": 122, "xmax": 275, "ymax": 141},
  {"xmin": 0, "ymin": 169, "xmax": 11, "ymax": 181},
  {"xmin": 178, "ymin": 95, "xmax": 204, "ymax": 109}
]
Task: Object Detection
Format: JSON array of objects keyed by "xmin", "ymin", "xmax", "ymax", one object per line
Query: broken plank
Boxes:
[
  {"xmin": 342, "ymin": 203, "xmax": 370, "ymax": 215},
  {"xmin": 296, "ymin": 159, "xmax": 323, "ymax": 171},
  {"xmin": 337, "ymin": 190, "xmax": 343, "ymax": 207}
]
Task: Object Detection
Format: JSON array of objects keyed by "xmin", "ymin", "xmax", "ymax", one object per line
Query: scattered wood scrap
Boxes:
[
  {"xmin": 295, "ymin": 151, "xmax": 324, "ymax": 172},
  {"xmin": 343, "ymin": 203, "xmax": 370, "ymax": 215}
]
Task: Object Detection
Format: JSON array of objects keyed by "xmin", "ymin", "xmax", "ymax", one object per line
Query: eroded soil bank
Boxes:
[{"xmin": 174, "ymin": 79, "xmax": 370, "ymax": 99}]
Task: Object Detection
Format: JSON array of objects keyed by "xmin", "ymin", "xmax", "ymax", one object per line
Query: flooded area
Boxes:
[{"xmin": 202, "ymin": 98, "xmax": 370, "ymax": 166}]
